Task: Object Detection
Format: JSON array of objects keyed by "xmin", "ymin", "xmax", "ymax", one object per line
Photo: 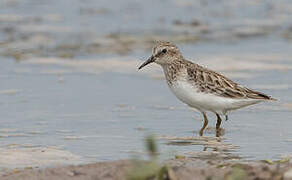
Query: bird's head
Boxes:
[{"xmin": 138, "ymin": 41, "xmax": 182, "ymax": 70}]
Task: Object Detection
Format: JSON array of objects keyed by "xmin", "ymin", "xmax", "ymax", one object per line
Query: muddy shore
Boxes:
[{"xmin": 1, "ymin": 158, "xmax": 292, "ymax": 180}]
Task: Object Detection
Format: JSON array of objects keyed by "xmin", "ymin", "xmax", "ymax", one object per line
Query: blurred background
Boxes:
[{"xmin": 0, "ymin": 0, "xmax": 292, "ymax": 169}]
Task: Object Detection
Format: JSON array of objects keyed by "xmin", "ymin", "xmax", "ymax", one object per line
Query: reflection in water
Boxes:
[
  {"xmin": 160, "ymin": 133, "xmax": 239, "ymax": 160},
  {"xmin": 202, "ymin": 135, "xmax": 222, "ymax": 152}
]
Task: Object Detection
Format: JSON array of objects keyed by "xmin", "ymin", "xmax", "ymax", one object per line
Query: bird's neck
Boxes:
[{"xmin": 161, "ymin": 62, "xmax": 185, "ymax": 85}]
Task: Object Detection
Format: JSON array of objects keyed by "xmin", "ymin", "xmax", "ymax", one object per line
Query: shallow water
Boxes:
[{"xmin": 0, "ymin": 0, "xmax": 292, "ymax": 169}]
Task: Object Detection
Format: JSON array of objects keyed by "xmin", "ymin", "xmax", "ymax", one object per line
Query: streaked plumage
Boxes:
[{"xmin": 138, "ymin": 41, "xmax": 276, "ymax": 137}]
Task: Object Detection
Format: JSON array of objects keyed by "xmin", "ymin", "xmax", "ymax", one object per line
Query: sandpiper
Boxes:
[{"xmin": 138, "ymin": 41, "xmax": 276, "ymax": 137}]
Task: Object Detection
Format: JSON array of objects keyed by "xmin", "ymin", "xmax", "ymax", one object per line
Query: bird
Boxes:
[{"xmin": 138, "ymin": 41, "xmax": 276, "ymax": 137}]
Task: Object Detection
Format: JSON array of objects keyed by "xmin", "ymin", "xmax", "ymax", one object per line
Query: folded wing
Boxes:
[{"xmin": 186, "ymin": 63, "xmax": 275, "ymax": 101}]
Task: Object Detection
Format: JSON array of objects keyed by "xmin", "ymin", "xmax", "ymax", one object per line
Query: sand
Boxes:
[{"xmin": 1, "ymin": 158, "xmax": 292, "ymax": 180}]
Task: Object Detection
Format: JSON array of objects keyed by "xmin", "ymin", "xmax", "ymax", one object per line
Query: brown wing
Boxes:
[{"xmin": 186, "ymin": 62, "xmax": 275, "ymax": 100}]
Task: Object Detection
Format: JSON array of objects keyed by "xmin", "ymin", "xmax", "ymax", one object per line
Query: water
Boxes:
[{"xmin": 0, "ymin": 0, "xmax": 292, "ymax": 169}]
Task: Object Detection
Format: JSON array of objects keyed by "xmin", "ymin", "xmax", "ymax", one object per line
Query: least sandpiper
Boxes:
[{"xmin": 138, "ymin": 41, "xmax": 276, "ymax": 137}]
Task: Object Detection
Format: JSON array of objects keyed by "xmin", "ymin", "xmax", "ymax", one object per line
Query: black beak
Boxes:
[{"xmin": 138, "ymin": 55, "xmax": 155, "ymax": 70}]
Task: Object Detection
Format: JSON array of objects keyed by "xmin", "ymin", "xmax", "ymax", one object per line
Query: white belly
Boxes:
[{"xmin": 169, "ymin": 80, "xmax": 262, "ymax": 114}]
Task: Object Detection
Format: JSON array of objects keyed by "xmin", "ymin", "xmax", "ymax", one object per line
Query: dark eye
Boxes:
[{"xmin": 161, "ymin": 49, "xmax": 167, "ymax": 53}]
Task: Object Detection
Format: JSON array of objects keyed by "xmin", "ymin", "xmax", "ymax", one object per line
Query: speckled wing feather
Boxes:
[{"xmin": 185, "ymin": 61, "xmax": 275, "ymax": 100}]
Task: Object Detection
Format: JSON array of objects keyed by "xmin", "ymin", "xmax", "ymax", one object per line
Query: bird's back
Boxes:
[{"xmin": 182, "ymin": 59, "xmax": 275, "ymax": 101}]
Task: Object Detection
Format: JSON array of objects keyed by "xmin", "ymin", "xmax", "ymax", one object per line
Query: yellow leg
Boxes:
[
  {"xmin": 216, "ymin": 113, "xmax": 222, "ymax": 137},
  {"xmin": 199, "ymin": 112, "xmax": 208, "ymax": 136}
]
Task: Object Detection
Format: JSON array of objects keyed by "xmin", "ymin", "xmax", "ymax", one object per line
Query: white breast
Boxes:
[{"xmin": 168, "ymin": 80, "xmax": 262, "ymax": 114}]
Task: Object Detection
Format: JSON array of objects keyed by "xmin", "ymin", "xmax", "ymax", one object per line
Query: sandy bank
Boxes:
[{"xmin": 1, "ymin": 158, "xmax": 292, "ymax": 180}]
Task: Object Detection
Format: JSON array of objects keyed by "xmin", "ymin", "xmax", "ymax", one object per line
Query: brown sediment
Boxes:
[{"xmin": 1, "ymin": 158, "xmax": 292, "ymax": 180}]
